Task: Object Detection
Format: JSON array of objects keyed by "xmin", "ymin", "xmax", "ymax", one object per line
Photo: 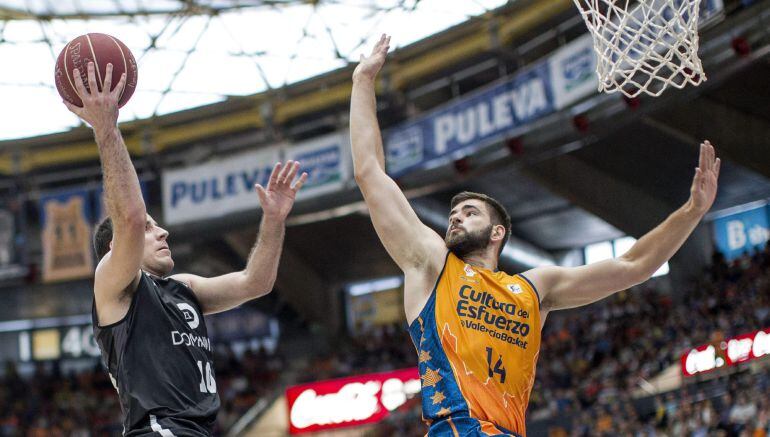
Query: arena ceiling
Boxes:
[{"xmin": 0, "ymin": 0, "xmax": 507, "ymax": 140}]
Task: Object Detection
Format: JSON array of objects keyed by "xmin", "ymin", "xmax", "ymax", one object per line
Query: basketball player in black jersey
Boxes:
[{"xmin": 63, "ymin": 62, "xmax": 307, "ymax": 436}]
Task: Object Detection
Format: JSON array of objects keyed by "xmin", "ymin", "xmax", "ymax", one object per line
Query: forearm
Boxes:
[
  {"xmin": 242, "ymin": 214, "xmax": 286, "ymax": 296},
  {"xmin": 95, "ymin": 126, "xmax": 145, "ymax": 221},
  {"xmin": 350, "ymin": 77, "xmax": 386, "ymax": 175},
  {"xmin": 624, "ymin": 201, "xmax": 703, "ymax": 279}
]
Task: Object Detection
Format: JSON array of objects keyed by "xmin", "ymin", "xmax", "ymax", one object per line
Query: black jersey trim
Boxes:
[
  {"xmin": 516, "ymin": 272, "xmax": 541, "ymax": 310},
  {"xmin": 93, "ymin": 272, "xmax": 142, "ymax": 329}
]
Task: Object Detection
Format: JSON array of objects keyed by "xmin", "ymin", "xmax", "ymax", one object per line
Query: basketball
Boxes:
[{"xmin": 54, "ymin": 33, "xmax": 138, "ymax": 108}]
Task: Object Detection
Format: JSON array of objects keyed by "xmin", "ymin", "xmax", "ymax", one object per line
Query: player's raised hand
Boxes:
[
  {"xmin": 689, "ymin": 140, "xmax": 720, "ymax": 215},
  {"xmin": 63, "ymin": 61, "xmax": 127, "ymax": 132},
  {"xmin": 255, "ymin": 161, "xmax": 308, "ymax": 221},
  {"xmin": 353, "ymin": 34, "xmax": 391, "ymax": 82}
]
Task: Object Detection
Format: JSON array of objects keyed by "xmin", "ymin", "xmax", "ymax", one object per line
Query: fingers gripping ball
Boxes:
[{"xmin": 55, "ymin": 33, "xmax": 138, "ymax": 108}]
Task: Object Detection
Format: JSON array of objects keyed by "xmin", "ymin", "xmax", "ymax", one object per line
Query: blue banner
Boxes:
[
  {"xmin": 713, "ymin": 204, "xmax": 770, "ymax": 260},
  {"xmin": 385, "ymin": 62, "xmax": 554, "ymax": 177}
]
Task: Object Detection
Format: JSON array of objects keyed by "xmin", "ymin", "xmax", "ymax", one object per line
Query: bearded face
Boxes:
[{"xmin": 445, "ymin": 223, "xmax": 493, "ymax": 258}]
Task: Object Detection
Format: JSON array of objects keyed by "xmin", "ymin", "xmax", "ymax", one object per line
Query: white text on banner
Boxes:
[
  {"xmin": 549, "ymin": 35, "xmax": 598, "ymax": 109},
  {"xmin": 285, "ymin": 132, "xmax": 351, "ymax": 200}
]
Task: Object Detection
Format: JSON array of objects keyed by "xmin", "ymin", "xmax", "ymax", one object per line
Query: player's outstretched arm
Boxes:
[
  {"xmin": 525, "ymin": 141, "xmax": 720, "ymax": 312},
  {"xmin": 173, "ymin": 161, "xmax": 307, "ymax": 315},
  {"xmin": 350, "ymin": 34, "xmax": 445, "ymax": 274},
  {"xmin": 65, "ymin": 62, "xmax": 146, "ymax": 325}
]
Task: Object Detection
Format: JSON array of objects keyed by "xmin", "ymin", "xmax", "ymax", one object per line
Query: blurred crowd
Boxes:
[
  {"xmin": 558, "ymin": 367, "xmax": 770, "ymax": 437},
  {"xmin": 1, "ymin": 244, "xmax": 768, "ymax": 436},
  {"xmin": 297, "ymin": 322, "xmax": 415, "ymax": 383},
  {"xmin": 532, "ymin": 245, "xmax": 770, "ymax": 421},
  {"xmin": 0, "ymin": 346, "xmax": 283, "ymax": 436}
]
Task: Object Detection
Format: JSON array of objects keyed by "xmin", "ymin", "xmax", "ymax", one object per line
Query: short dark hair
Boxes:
[
  {"xmin": 450, "ymin": 191, "xmax": 511, "ymax": 257},
  {"xmin": 94, "ymin": 216, "xmax": 113, "ymax": 261}
]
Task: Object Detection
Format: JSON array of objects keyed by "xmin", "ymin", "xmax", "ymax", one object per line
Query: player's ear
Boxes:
[{"xmin": 491, "ymin": 224, "xmax": 506, "ymax": 241}]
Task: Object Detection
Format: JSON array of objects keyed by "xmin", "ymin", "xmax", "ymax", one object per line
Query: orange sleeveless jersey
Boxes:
[{"xmin": 408, "ymin": 252, "xmax": 542, "ymax": 436}]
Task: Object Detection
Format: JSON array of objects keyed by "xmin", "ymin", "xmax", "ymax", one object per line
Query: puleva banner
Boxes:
[
  {"xmin": 39, "ymin": 189, "xmax": 94, "ymax": 282},
  {"xmin": 384, "ymin": 63, "xmax": 554, "ymax": 177},
  {"xmin": 162, "ymin": 147, "xmax": 280, "ymax": 225}
]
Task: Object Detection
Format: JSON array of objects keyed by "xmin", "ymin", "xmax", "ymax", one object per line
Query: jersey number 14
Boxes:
[{"xmin": 485, "ymin": 347, "xmax": 507, "ymax": 384}]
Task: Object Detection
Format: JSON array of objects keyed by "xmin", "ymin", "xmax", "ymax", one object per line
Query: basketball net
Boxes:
[{"xmin": 573, "ymin": 0, "xmax": 706, "ymax": 97}]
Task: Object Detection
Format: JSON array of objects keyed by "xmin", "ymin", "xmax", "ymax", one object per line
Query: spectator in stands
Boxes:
[{"xmin": 730, "ymin": 393, "xmax": 758, "ymax": 434}]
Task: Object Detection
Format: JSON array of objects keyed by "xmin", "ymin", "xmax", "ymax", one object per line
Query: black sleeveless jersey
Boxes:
[{"xmin": 93, "ymin": 271, "xmax": 220, "ymax": 436}]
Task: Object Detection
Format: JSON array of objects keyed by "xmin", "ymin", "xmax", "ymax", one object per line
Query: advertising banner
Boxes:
[
  {"xmin": 384, "ymin": 63, "xmax": 554, "ymax": 177},
  {"xmin": 286, "ymin": 368, "xmax": 420, "ymax": 434},
  {"xmin": 681, "ymin": 327, "xmax": 770, "ymax": 377},
  {"xmin": 39, "ymin": 189, "xmax": 94, "ymax": 282},
  {"xmin": 712, "ymin": 204, "xmax": 769, "ymax": 260},
  {"xmin": 284, "ymin": 132, "xmax": 351, "ymax": 200},
  {"xmin": 548, "ymin": 34, "xmax": 598, "ymax": 109},
  {"xmin": 162, "ymin": 147, "xmax": 280, "ymax": 225}
]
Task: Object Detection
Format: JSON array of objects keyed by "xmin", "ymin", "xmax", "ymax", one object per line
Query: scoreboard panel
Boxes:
[{"xmin": 0, "ymin": 315, "xmax": 100, "ymax": 362}]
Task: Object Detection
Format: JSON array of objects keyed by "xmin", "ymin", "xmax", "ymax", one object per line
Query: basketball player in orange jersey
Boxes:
[{"xmin": 350, "ymin": 35, "xmax": 720, "ymax": 436}]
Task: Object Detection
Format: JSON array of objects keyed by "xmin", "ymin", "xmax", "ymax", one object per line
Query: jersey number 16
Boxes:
[{"xmin": 197, "ymin": 360, "xmax": 217, "ymax": 394}]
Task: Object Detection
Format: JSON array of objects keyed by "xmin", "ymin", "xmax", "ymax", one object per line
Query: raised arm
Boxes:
[
  {"xmin": 351, "ymin": 35, "xmax": 445, "ymax": 274},
  {"xmin": 525, "ymin": 141, "xmax": 721, "ymax": 314},
  {"xmin": 173, "ymin": 161, "xmax": 307, "ymax": 315},
  {"xmin": 65, "ymin": 62, "xmax": 145, "ymax": 326}
]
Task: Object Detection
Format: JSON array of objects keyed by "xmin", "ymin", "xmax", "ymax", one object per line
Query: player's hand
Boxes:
[
  {"xmin": 688, "ymin": 140, "xmax": 720, "ymax": 215},
  {"xmin": 352, "ymin": 34, "xmax": 391, "ymax": 83},
  {"xmin": 63, "ymin": 62, "xmax": 127, "ymax": 133},
  {"xmin": 256, "ymin": 161, "xmax": 308, "ymax": 221}
]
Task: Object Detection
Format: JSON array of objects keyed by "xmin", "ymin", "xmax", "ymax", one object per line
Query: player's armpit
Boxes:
[
  {"xmin": 93, "ymin": 217, "xmax": 145, "ymax": 326},
  {"xmin": 93, "ymin": 262, "xmax": 141, "ymax": 326}
]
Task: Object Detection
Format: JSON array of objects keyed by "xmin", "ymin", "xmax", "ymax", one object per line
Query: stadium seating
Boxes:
[{"xmin": 1, "ymin": 244, "xmax": 768, "ymax": 435}]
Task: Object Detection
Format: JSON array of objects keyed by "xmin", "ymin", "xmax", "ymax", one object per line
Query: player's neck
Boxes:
[
  {"xmin": 461, "ymin": 252, "xmax": 498, "ymax": 272},
  {"xmin": 142, "ymin": 267, "xmax": 166, "ymax": 279}
]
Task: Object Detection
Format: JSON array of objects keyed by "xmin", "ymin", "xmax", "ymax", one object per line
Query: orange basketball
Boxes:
[{"xmin": 55, "ymin": 33, "xmax": 138, "ymax": 108}]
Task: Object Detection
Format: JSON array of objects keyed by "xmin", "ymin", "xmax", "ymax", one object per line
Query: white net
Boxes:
[{"xmin": 573, "ymin": 0, "xmax": 706, "ymax": 97}]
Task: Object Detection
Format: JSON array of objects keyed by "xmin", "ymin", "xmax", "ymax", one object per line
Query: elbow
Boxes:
[
  {"xmin": 247, "ymin": 272, "xmax": 276, "ymax": 299},
  {"xmin": 353, "ymin": 166, "xmax": 372, "ymax": 185},
  {"xmin": 353, "ymin": 159, "xmax": 373, "ymax": 177},
  {"xmin": 353, "ymin": 161, "xmax": 382, "ymax": 185},
  {"xmin": 619, "ymin": 255, "xmax": 651, "ymax": 286},
  {"xmin": 118, "ymin": 205, "xmax": 147, "ymax": 233},
  {"xmin": 114, "ymin": 197, "xmax": 146, "ymax": 220}
]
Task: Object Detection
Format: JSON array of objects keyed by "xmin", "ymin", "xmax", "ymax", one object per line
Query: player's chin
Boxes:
[
  {"xmin": 157, "ymin": 256, "xmax": 174, "ymax": 274},
  {"xmin": 444, "ymin": 235, "xmax": 463, "ymax": 248}
]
